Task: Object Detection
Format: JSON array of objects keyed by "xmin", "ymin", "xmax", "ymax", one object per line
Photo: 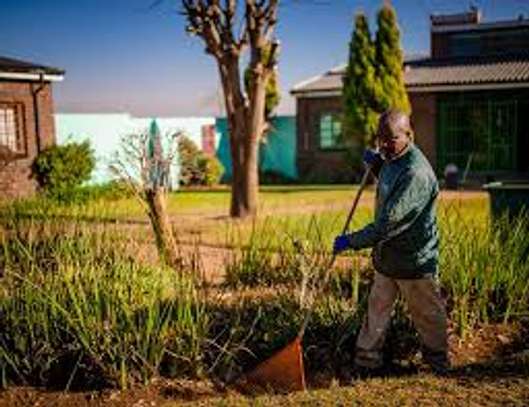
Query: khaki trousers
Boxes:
[{"xmin": 355, "ymin": 271, "xmax": 448, "ymax": 369}]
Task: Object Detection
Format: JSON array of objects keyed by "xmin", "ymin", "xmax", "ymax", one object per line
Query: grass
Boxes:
[
  {"xmin": 0, "ymin": 225, "xmax": 208, "ymax": 390},
  {"xmin": 0, "ymin": 185, "xmax": 527, "ymax": 403}
]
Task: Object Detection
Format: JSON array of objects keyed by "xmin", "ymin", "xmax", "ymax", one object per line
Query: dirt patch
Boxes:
[{"xmin": 1, "ymin": 322, "xmax": 527, "ymax": 406}]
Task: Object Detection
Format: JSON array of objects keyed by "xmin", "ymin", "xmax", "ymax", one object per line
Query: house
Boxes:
[
  {"xmin": 291, "ymin": 8, "xmax": 529, "ymax": 183},
  {"xmin": 0, "ymin": 55, "xmax": 64, "ymax": 198},
  {"xmin": 55, "ymin": 113, "xmax": 217, "ymax": 188}
]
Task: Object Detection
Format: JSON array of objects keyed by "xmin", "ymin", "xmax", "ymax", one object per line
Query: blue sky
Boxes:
[{"xmin": 2, "ymin": 0, "xmax": 529, "ymax": 116}]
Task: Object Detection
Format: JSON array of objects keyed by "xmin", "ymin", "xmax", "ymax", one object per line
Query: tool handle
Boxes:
[
  {"xmin": 297, "ymin": 166, "xmax": 372, "ymax": 338},
  {"xmin": 340, "ymin": 167, "xmax": 372, "ymax": 236}
]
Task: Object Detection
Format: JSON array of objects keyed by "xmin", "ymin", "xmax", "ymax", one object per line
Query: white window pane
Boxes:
[{"xmin": 0, "ymin": 105, "xmax": 20, "ymax": 152}]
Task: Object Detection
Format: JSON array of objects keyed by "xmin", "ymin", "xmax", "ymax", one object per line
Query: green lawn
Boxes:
[{"xmin": 1, "ymin": 186, "xmax": 489, "ymax": 246}]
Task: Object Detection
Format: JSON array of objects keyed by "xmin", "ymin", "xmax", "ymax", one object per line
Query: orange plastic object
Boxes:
[{"xmin": 243, "ymin": 336, "xmax": 306, "ymax": 393}]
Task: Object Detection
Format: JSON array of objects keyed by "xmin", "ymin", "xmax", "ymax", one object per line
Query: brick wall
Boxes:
[
  {"xmin": 296, "ymin": 95, "xmax": 352, "ymax": 182},
  {"xmin": 296, "ymin": 94, "xmax": 440, "ymax": 182},
  {"xmin": 0, "ymin": 80, "xmax": 57, "ymax": 199},
  {"xmin": 408, "ymin": 93, "xmax": 437, "ymax": 170},
  {"xmin": 409, "ymin": 92, "xmax": 437, "ymax": 170}
]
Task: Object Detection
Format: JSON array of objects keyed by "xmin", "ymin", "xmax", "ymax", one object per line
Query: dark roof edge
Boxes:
[
  {"xmin": 0, "ymin": 55, "xmax": 65, "ymax": 75},
  {"xmin": 431, "ymin": 17, "xmax": 529, "ymax": 33},
  {"xmin": 405, "ymin": 53, "xmax": 529, "ymax": 67}
]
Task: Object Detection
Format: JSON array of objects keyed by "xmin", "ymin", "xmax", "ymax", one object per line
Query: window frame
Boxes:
[
  {"xmin": 0, "ymin": 102, "xmax": 26, "ymax": 158},
  {"xmin": 318, "ymin": 112, "xmax": 344, "ymax": 151}
]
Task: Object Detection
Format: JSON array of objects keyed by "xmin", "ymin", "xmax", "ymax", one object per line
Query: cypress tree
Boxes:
[
  {"xmin": 342, "ymin": 12, "xmax": 379, "ymax": 147},
  {"xmin": 374, "ymin": 2, "xmax": 410, "ymax": 114}
]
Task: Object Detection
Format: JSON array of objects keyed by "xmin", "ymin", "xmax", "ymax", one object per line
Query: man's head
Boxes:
[{"xmin": 375, "ymin": 109, "xmax": 413, "ymax": 160}]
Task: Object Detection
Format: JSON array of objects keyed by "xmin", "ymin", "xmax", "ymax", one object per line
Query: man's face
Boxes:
[{"xmin": 377, "ymin": 120, "xmax": 410, "ymax": 160}]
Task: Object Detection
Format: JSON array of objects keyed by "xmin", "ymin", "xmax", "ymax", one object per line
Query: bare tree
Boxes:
[
  {"xmin": 181, "ymin": 0, "xmax": 280, "ymax": 218},
  {"xmin": 110, "ymin": 124, "xmax": 181, "ymax": 270}
]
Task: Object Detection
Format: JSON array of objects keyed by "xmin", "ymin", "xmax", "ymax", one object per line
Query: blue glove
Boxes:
[
  {"xmin": 363, "ymin": 149, "xmax": 383, "ymax": 167},
  {"xmin": 333, "ymin": 234, "xmax": 352, "ymax": 254}
]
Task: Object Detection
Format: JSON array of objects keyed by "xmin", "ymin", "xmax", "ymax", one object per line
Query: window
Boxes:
[
  {"xmin": 448, "ymin": 33, "xmax": 481, "ymax": 57},
  {"xmin": 319, "ymin": 113, "xmax": 343, "ymax": 149},
  {"xmin": 0, "ymin": 103, "xmax": 23, "ymax": 155},
  {"xmin": 437, "ymin": 95, "xmax": 517, "ymax": 172}
]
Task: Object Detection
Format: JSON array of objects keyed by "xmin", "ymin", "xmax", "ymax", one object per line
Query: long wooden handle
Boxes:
[
  {"xmin": 340, "ymin": 167, "xmax": 372, "ymax": 235},
  {"xmin": 297, "ymin": 166, "xmax": 372, "ymax": 338}
]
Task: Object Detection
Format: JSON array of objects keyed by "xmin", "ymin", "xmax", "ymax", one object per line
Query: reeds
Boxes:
[{"xmin": 0, "ymin": 220, "xmax": 208, "ymax": 389}]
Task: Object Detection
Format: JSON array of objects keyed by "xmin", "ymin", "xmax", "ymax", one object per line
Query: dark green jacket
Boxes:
[{"xmin": 350, "ymin": 144, "xmax": 439, "ymax": 279}]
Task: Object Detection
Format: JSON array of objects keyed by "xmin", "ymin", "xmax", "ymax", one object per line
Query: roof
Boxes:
[
  {"xmin": 290, "ymin": 55, "xmax": 529, "ymax": 96},
  {"xmin": 405, "ymin": 56, "xmax": 529, "ymax": 91},
  {"xmin": 0, "ymin": 55, "xmax": 64, "ymax": 81},
  {"xmin": 430, "ymin": 16, "xmax": 529, "ymax": 33}
]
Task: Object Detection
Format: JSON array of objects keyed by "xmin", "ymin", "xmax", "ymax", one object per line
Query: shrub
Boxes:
[
  {"xmin": 34, "ymin": 141, "xmax": 95, "ymax": 199},
  {"xmin": 198, "ymin": 155, "xmax": 224, "ymax": 187},
  {"xmin": 178, "ymin": 136, "xmax": 202, "ymax": 186},
  {"xmin": 178, "ymin": 136, "xmax": 223, "ymax": 186}
]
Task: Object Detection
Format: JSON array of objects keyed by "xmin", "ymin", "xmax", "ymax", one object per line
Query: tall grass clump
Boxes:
[
  {"xmin": 0, "ymin": 224, "xmax": 208, "ymax": 390},
  {"xmin": 439, "ymin": 206, "xmax": 529, "ymax": 337},
  {"xmin": 224, "ymin": 214, "xmax": 359, "ymax": 288}
]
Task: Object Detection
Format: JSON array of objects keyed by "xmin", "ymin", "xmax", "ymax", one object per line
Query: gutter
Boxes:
[
  {"xmin": 0, "ymin": 71, "xmax": 64, "ymax": 82},
  {"xmin": 31, "ymin": 72, "xmax": 46, "ymax": 154}
]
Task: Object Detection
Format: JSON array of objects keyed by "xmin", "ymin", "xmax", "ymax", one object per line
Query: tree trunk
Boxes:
[
  {"xmin": 145, "ymin": 187, "xmax": 179, "ymax": 269},
  {"xmin": 218, "ymin": 58, "xmax": 261, "ymax": 218},
  {"xmin": 244, "ymin": 71, "xmax": 267, "ymax": 215}
]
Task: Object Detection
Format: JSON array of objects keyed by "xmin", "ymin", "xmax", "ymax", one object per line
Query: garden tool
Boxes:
[{"xmin": 241, "ymin": 166, "xmax": 372, "ymax": 393}]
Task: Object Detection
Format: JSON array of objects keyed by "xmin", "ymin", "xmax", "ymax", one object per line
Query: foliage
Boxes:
[
  {"xmin": 342, "ymin": 12, "xmax": 379, "ymax": 148},
  {"xmin": 374, "ymin": 3, "xmax": 410, "ymax": 114},
  {"xmin": 244, "ymin": 43, "xmax": 281, "ymax": 122},
  {"xmin": 34, "ymin": 141, "xmax": 95, "ymax": 199},
  {"xmin": 179, "ymin": 136, "xmax": 224, "ymax": 187},
  {"xmin": 198, "ymin": 155, "xmax": 224, "ymax": 187},
  {"xmin": 439, "ymin": 209, "xmax": 529, "ymax": 337},
  {"xmin": 178, "ymin": 135, "xmax": 202, "ymax": 186},
  {"xmin": 342, "ymin": 3, "xmax": 410, "ymax": 172},
  {"xmin": 0, "ymin": 225, "xmax": 208, "ymax": 389}
]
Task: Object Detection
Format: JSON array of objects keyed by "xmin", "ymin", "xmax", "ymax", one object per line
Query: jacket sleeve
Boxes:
[{"xmin": 348, "ymin": 169, "xmax": 434, "ymax": 250}]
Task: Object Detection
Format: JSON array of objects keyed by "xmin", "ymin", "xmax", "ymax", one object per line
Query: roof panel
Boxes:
[{"xmin": 291, "ymin": 56, "xmax": 529, "ymax": 95}]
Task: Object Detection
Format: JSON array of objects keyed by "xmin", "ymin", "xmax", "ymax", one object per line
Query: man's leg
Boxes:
[
  {"xmin": 397, "ymin": 275, "xmax": 449, "ymax": 373},
  {"xmin": 355, "ymin": 272, "xmax": 398, "ymax": 369}
]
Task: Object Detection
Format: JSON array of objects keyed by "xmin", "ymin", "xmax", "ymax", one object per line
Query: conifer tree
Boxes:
[
  {"xmin": 374, "ymin": 2, "xmax": 410, "ymax": 114},
  {"xmin": 342, "ymin": 12, "xmax": 378, "ymax": 147}
]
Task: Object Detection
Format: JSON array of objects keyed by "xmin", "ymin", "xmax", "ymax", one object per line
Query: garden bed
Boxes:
[{"xmin": 0, "ymin": 188, "xmax": 527, "ymax": 405}]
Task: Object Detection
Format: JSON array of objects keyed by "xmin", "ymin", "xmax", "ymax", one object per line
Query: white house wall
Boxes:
[{"xmin": 54, "ymin": 113, "xmax": 216, "ymax": 187}]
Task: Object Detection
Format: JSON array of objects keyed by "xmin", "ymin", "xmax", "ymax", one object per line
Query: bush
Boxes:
[
  {"xmin": 178, "ymin": 136, "xmax": 223, "ymax": 187},
  {"xmin": 198, "ymin": 155, "xmax": 224, "ymax": 186},
  {"xmin": 178, "ymin": 136, "xmax": 202, "ymax": 186},
  {"xmin": 34, "ymin": 141, "xmax": 95, "ymax": 198}
]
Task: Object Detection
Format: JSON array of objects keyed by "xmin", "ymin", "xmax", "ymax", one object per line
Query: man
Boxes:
[{"xmin": 333, "ymin": 109, "xmax": 449, "ymax": 375}]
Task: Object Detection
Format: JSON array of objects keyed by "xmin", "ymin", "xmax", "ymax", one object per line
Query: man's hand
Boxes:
[
  {"xmin": 333, "ymin": 234, "xmax": 352, "ymax": 254},
  {"xmin": 363, "ymin": 149, "xmax": 383, "ymax": 167}
]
